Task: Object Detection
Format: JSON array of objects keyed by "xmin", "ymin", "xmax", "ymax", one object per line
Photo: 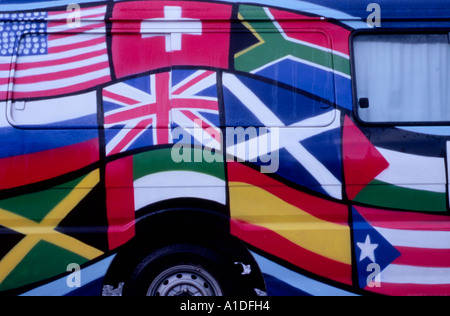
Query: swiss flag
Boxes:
[{"xmin": 111, "ymin": 1, "xmax": 232, "ymax": 79}]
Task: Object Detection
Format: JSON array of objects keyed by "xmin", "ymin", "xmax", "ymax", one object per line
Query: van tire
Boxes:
[{"xmin": 123, "ymin": 244, "xmax": 244, "ymax": 296}]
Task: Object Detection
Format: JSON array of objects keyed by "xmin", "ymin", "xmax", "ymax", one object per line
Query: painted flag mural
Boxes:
[
  {"xmin": 1, "ymin": 5, "xmax": 110, "ymax": 100},
  {"xmin": 223, "ymin": 73, "xmax": 342, "ymax": 200},
  {"xmin": 133, "ymin": 148, "xmax": 226, "ymax": 210},
  {"xmin": 228, "ymin": 162, "xmax": 352, "ymax": 285},
  {"xmin": 343, "ymin": 116, "xmax": 448, "ymax": 213},
  {"xmin": 103, "ymin": 70, "xmax": 220, "ymax": 156},
  {"xmin": 0, "ymin": 0, "xmax": 448, "ymax": 296},
  {"xmin": 105, "ymin": 148, "xmax": 226, "ymax": 249},
  {"xmin": 111, "ymin": 1, "xmax": 232, "ymax": 79},
  {"xmin": 0, "ymin": 96, "xmax": 99, "ymax": 190},
  {"xmin": 0, "ymin": 170, "xmax": 105, "ymax": 292},
  {"xmin": 353, "ymin": 206, "xmax": 450, "ymax": 296},
  {"xmin": 232, "ymin": 5, "xmax": 353, "ymax": 110}
]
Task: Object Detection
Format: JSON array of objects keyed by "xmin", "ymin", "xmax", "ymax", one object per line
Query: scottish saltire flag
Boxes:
[
  {"xmin": 223, "ymin": 73, "xmax": 342, "ymax": 199},
  {"xmin": 233, "ymin": 5, "xmax": 352, "ymax": 110},
  {"xmin": 353, "ymin": 206, "xmax": 450, "ymax": 296},
  {"xmin": 103, "ymin": 70, "xmax": 220, "ymax": 156},
  {"xmin": 0, "ymin": 5, "xmax": 110, "ymax": 100}
]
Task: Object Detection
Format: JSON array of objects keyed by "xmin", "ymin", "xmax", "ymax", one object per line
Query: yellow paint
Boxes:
[
  {"xmin": 0, "ymin": 170, "xmax": 103, "ymax": 285},
  {"xmin": 0, "ymin": 237, "xmax": 40, "ymax": 285},
  {"xmin": 230, "ymin": 182, "xmax": 351, "ymax": 265}
]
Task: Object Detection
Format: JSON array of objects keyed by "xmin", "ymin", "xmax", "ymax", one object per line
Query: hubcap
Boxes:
[{"xmin": 147, "ymin": 265, "xmax": 223, "ymax": 296}]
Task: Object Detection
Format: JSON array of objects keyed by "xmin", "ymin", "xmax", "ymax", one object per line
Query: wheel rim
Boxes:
[{"xmin": 147, "ymin": 264, "xmax": 223, "ymax": 296}]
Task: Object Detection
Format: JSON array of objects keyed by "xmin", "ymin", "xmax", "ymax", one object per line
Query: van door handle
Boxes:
[
  {"xmin": 359, "ymin": 98, "xmax": 370, "ymax": 109},
  {"xmin": 14, "ymin": 101, "xmax": 26, "ymax": 111}
]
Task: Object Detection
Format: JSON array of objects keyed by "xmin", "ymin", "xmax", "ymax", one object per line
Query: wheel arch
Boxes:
[{"xmin": 102, "ymin": 199, "xmax": 266, "ymax": 295}]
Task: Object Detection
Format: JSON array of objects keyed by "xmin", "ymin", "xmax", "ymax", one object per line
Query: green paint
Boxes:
[
  {"xmin": 133, "ymin": 148, "xmax": 226, "ymax": 181},
  {"xmin": 0, "ymin": 175, "xmax": 86, "ymax": 223},
  {"xmin": 354, "ymin": 180, "xmax": 447, "ymax": 213},
  {"xmin": 235, "ymin": 5, "xmax": 351, "ymax": 76},
  {"xmin": 0, "ymin": 241, "xmax": 87, "ymax": 292}
]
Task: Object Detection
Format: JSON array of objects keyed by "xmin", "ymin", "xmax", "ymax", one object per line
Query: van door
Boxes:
[
  {"xmin": 350, "ymin": 31, "xmax": 450, "ymax": 295},
  {"xmin": 351, "ymin": 32, "xmax": 450, "ymax": 213}
]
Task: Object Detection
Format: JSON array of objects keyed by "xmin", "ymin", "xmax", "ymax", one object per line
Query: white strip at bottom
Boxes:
[{"xmin": 251, "ymin": 251, "xmax": 358, "ymax": 296}]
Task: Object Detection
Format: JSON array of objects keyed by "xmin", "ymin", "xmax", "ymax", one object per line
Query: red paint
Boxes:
[
  {"xmin": 343, "ymin": 116, "xmax": 389, "ymax": 200},
  {"xmin": 105, "ymin": 156, "xmax": 136, "ymax": 250}
]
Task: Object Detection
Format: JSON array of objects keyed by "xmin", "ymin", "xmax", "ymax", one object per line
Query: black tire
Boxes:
[{"xmin": 123, "ymin": 244, "xmax": 244, "ymax": 296}]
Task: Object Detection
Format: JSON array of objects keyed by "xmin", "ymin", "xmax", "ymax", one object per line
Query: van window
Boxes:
[{"xmin": 353, "ymin": 33, "xmax": 450, "ymax": 124}]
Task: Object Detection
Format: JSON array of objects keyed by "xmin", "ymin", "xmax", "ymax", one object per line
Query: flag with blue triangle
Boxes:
[{"xmin": 352, "ymin": 207, "xmax": 401, "ymax": 289}]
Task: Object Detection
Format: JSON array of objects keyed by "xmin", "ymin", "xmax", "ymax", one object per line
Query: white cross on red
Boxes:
[{"xmin": 141, "ymin": 6, "xmax": 202, "ymax": 52}]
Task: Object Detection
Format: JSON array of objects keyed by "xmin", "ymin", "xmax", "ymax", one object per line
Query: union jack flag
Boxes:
[{"xmin": 102, "ymin": 69, "xmax": 220, "ymax": 156}]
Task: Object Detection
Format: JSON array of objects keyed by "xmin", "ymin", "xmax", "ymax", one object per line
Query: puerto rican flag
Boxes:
[
  {"xmin": 0, "ymin": 5, "xmax": 110, "ymax": 100},
  {"xmin": 111, "ymin": 1, "xmax": 232, "ymax": 79},
  {"xmin": 102, "ymin": 69, "xmax": 220, "ymax": 156},
  {"xmin": 353, "ymin": 206, "xmax": 450, "ymax": 296}
]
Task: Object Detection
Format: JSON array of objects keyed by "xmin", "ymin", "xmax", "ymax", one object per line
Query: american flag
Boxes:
[
  {"xmin": 0, "ymin": 5, "xmax": 110, "ymax": 100},
  {"xmin": 103, "ymin": 70, "xmax": 220, "ymax": 156}
]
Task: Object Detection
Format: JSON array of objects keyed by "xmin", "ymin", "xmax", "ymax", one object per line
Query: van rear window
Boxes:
[{"xmin": 353, "ymin": 33, "xmax": 450, "ymax": 124}]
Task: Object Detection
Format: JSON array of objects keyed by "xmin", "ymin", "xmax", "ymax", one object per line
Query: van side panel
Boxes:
[{"xmin": 0, "ymin": 0, "xmax": 448, "ymax": 296}]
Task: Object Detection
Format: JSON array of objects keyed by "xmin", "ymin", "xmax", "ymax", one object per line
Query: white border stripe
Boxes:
[
  {"xmin": 251, "ymin": 251, "xmax": 358, "ymax": 296},
  {"xmin": 20, "ymin": 255, "xmax": 116, "ymax": 296},
  {"xmin": 263, "ymin": 7, "xmax": 350, "ymax": 59},
  {"xmin": 251, "ymin": 55, "xmax": 351, "ymax": 80}
]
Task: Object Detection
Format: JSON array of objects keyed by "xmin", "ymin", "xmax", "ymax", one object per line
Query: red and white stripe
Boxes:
[
  {"xmin": 1, "ymin": 5, "xmax": 110, "ymax": 100},
  {"xmin": 103, "ymin": 70, "xmax": 219, "ymax": 156},
  {"xmin": 103, "ymin": 72, "xmax": 169, "ymax": 156},
  {"xmin": 358, "ymin": 206, "xmax": 450, "ymax": 296},
  {"xmin": 171, "ymin": 70, "xmax": 220, "ymax": 142}
]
